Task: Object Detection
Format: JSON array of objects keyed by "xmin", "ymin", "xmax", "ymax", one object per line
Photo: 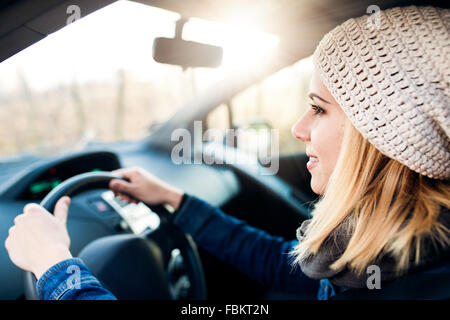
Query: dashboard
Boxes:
[{"xmin": 1, "ymin": 151, "xmax": 121, "ymax": 201}]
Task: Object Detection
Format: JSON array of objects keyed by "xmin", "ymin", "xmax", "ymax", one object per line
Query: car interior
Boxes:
[{"xmin": 0, "ymin": 0, "xmax": 448, "ymax": 300}]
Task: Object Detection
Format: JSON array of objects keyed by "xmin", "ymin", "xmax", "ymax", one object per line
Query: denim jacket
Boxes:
[{"xmin": 36, "ymin": 194, "xmax": 448, "ymax": 300}]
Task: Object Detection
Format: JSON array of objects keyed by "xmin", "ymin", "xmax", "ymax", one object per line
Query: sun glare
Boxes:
[
  {"xmin": 0, "ymin": 0, "xmax": 280, "ymax": 92},
  {"xmin": 183, "ymin": 17, "xmax": 279, "ymax": 71}
]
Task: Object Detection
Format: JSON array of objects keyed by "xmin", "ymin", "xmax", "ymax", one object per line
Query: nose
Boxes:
[{"xmin": 291, "ymin": 113, "xmax": 311, "ymax": 142}]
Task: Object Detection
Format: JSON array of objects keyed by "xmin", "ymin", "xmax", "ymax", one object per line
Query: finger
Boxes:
[
  {"xmin": 54, "ymin": 196, "xmax": 71, "ymax": 224},
  {"xmin": 109, "ymin": 179, "xmax": 133, "ymax": 194},
  {"xmin": 23, "ymin": 203, "xmax": 42, "ymax": 214},
  {"xmin": 4, "ymin": 235, "xmax": 12, "ymax": 251},
  {"xmin": 14, "ymin": 213, "xmax": 23, "ymax": 224},
  {"xmin": 119, "ymin": 193, "xmax": 138, "ymax": 203},
  {"xmin": 4, "ymin": 237, "xmax": 9, "ymax": 250},
  {"xmin": 111, "ymin": 168, "xmax": 136, "ymax": 179},
  {"xmin": 8, "ymin": 225, "xmax": 16, "ymax": 236}
]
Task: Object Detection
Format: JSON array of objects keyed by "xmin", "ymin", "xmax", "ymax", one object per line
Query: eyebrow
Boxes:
[{"xmin": 308, "ymin": 93, "xmax": 330, "ymax": 104}]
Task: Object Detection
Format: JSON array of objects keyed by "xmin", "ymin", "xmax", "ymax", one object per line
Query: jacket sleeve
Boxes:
[
  {"xmin": 172, "ymin": 194, "xmax": 319, "ymax": 296},
  {"xmin": 36, "ymin": 258, "xmax": 117, "ymax": 300}
]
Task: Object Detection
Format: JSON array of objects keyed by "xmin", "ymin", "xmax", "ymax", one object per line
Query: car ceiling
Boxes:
[
  {"xmin": 1, "ymin": 0, "xmax": 448, "ymax": 64},
  {"xmin": 0, "ymin": 0, "xmax": 116, "ymax": 62}
]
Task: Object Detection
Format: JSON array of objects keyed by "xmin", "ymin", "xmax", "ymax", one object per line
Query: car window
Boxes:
[
  {"xmin": 206, "ymin": 57, "xmax": 313, "ymax": 156},
  {"xmin": 0, "ymin": 0, "xmax": 279, "ymax": 160}
]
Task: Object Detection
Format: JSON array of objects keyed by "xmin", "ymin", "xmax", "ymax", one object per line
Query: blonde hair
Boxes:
[{"xmin": 291, "ymin": 119, "xmax": 450, "ymax": 275}]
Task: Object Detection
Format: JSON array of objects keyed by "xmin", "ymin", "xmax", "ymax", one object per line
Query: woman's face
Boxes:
[{"xmin": 292, "ymin": 68, "xmax": 347, "ymax": 194}]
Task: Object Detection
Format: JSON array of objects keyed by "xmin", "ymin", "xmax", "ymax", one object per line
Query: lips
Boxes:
[{"xmin": 306, "ymin": 153, "xmax": 319, "ymax": 171}]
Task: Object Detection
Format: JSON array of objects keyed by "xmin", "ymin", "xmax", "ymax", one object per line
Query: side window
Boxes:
[{"xmin": 206, "ymin": 56, "xmax": 313, "ymax": 156}]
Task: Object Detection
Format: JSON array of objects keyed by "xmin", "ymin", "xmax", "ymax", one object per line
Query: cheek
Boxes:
[{"xmin": 311, "ymin": 122, "xmax": 343, "ymax": 175}]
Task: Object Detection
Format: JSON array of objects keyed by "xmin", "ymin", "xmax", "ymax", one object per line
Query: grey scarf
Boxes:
[{"xmin": 296, "ymin": 207, "xmax": 450, "ymax": 289}]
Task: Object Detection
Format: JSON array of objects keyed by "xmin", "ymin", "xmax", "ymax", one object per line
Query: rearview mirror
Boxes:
[{"xmin": 153, "ymin": 37, "xmax": 223, "ymax": 69}]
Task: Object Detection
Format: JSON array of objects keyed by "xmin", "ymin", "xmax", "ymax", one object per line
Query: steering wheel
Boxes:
[{"xmin": 23, "ymin": 171, "xmax": 207, "ymax": 300}]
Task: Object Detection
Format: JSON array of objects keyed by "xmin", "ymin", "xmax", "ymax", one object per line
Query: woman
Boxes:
[{"xmin": 5, "ymin": 5, "xmax": 450, "ymax": 300}]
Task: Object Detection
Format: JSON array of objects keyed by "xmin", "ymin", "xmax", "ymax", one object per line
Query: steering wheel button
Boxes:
[
  {"xmin": 88, "ymin": 199, "xmax": 115, "ymax": 217},
  {"xmin": 95, "ymin": 201, "xmax": 108, "ymax": 212}
]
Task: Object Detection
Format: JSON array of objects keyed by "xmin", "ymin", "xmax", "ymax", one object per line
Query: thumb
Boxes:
[
  {"xmin": 54, "ymin": 196, "xmax": 71, "ymax": 224},
  {"xmin": 109, "ymin": 179, "xmax": 132, "ymax": 194}
]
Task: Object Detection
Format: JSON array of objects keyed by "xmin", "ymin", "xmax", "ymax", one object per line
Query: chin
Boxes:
[{"xmin": 310, "ymin": 177, "xmax": 325, "ymax": 195}]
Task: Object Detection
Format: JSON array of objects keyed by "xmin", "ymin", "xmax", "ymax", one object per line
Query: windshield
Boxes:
[{"xmin": 0, "ymin": 0, "xmax": 279, "ymax": 160}]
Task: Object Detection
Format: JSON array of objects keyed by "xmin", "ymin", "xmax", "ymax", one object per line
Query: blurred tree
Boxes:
[
  {"xmin": 70, "ymin": 79, "xmax": 86, "ymax": 139},
  {"xmin": 17, "ymin": 69, "xmax": 40, "ymax": 151},
  {"xmin": 115, "ymin": 69, "xmax": 126, "ymax": 140}
]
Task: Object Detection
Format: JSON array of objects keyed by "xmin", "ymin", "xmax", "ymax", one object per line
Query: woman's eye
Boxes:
[{"xmin": 309, "ymin": 104, "xmax": 325, "ymax": 115}]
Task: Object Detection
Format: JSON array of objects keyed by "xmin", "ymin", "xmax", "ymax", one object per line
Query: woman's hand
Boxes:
[
  {"xmin": 5, "ymin": 196, "xmax": 73, "ymax": 280},
  {"xmin": 109, "ymin": 167, "xmax": 184, "ymax": 210}
]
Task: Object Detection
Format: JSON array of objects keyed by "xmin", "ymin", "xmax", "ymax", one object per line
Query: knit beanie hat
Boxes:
[{"xmin": 312, "ymin": 5, "xmax": 450, "ymax": 180}]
